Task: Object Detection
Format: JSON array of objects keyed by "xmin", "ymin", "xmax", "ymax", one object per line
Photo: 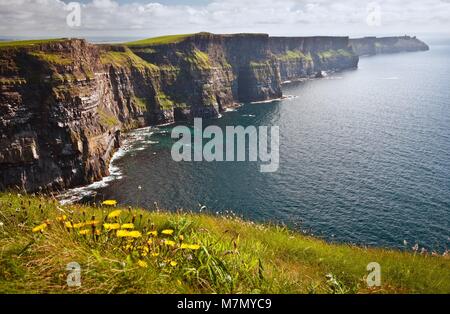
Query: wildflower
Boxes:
[
  {"xmin": 32, "ymin": 223, "xmax": 47, "ymax": 233},
  {"xmin": 161, "ymin": 229, "xmax": 174, "ymax": 235},
  {"xmin": 151, "ymin": 252, "xmax": 159, "ymax": 257},
  {"xmin": 137, "ymin": 260, "xmax": 148, "ymax": 268},
  {"xmin": 164, "ymin": 240, "xmax": 176, "ymax": 247},
  {"xmin": 117, "ymin": 230, "xmax": 129, "ymax": 238},
  {"xmin": 147, "ymin": 230, "xmax": 158, "ymax": 237},
  {"xmin": 102, "ymin": 200, "xmax": 117, "ymax": 206},
  {"xmin": 103, "ymin": 223, "xmax": 120, "ymax": 230},
  {"xmin": 117, "ymin": 230, "xmax": 142, "ymax": 238},
  {"xmin": 170, "ymin": 261, "xmax": 177, "ymax": 267},
  {"xmin": 56, "ymin": 215, "xmax": 67, "ymax": 222},
  {"xmin": 128, "ymin": 231, "xmax": 142, "ymax": 238},
  {"xmin": 121, "ymin": 223, "xmax": 134, "ymax": 229},
  {"xmin": 85, "ymin": 220, "xmax": 100, "ymax": 226},
  {"xmin": 147, "ymin": 239, "xmax": 153, "ymax": 245},
  {"xmin": 180, "ymin": 243, "xmax": 201, "ymax": 250},
  {"xmin": 179, "ymin": 235, "xmax": 184, "ymax": 241},
  {"xmin": 73, "ymin": 222, "xmax": 86, "ymax": 229},
  {"xmin": 65, "ymin": 221, "xmax": 73, "ymax": 229},
  {"xmin": 79, "ymin": 229, "xmax": 91, "ymax": 235},
  {"xmin": 107, "ymin": 210, "xmax": 122, "ymax": 219}
]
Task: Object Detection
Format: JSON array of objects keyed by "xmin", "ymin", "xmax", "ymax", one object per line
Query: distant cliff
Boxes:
[
  {"xmin": 0, "ymin": 33, "xmax": 360, "ymax": 192},
  {"xmin": 350, "ymin": 36, "xmax": 429, "ymax": 56}
]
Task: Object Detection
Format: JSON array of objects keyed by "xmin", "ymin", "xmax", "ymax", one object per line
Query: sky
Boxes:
[{"xmin": 0, "ymin": 0, "xmax": 449, "ymax": 41}]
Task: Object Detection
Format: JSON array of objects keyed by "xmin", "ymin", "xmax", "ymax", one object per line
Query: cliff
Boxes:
[
  {"xmin": 0, "ymin": 33, "xmax": 358, "ymax": 192},
  {"xmin": 350, "ymin": 35, "xmax": 429, "ymax": 56}
]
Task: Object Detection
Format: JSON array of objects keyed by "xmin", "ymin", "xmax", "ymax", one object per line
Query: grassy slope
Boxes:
[
  {"xmin": 0, "ymin": 194, "xmax": 448, "ymax": 294},
  {"xmin": 125, "ymin": 34, "xmax": 194, "ymax": 47},
  {"xmin": 0, "ymin": 39, "xmax": 66, "ymax": 49}
]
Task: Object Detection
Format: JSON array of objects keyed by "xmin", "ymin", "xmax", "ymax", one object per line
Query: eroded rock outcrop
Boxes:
[{"xmin": 0, "ymin": 33, "xmax": 360, "ymax": 191}]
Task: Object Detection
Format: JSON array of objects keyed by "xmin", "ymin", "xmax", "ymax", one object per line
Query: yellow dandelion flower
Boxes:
[
  {"xmin": 161, "ymin": 229, "xmax": 174, "ymax": 235},
  {"xmin": 103, "ymin": 223, "xmax": 120, "ymax": 230},
  {"xmin": 107, "ymin": 210, "xmax": 122, "ymax": 219},
  {"xmin": 143, "ymin": 246, "xmax": 150, "ymax": 253},
  {"xmin": 64, "ymin": 221, "xmax": 73, "ymax": 229},
  {"xmin": 79, "ymin": 229, "xmax": 91, "ymax": 235},
  {"xmin": 117, "ymin": 230, "xmax": 129, "ymax": 238},
  {"xmin": 164, "ymin": 240, "xmax": 176, "ymax": 247},
  {"xmin": 147, "ymin": 239, "xmax": 153, "ymax": 245},
  {"xmin": 137, "ymin": 260, "xmax": 148, "ymax": 268},
  {"xmin": 85, "ymin": 220, "xmax": 100, "ymax": 226},
  {"xmin": 147, "ymin": 230, "xmax": 158, "ymax": 237},
  {"xmin": 121, "ymin": 223, "xmax": 134, "ymax": 229},
  {"xmin": 32, "ymin": 223, "xmax": 47, "ymax": 233},
  {"xmin": 170, "ymin": 261, "xmax": 178, "ymax": 267},
  {"xmin": 151, "ymin": 252, "xmax": 159, "ymax": 257},
  {"xmin": 73, "ymin": 222, "xmax": 86, "ymax": 229},
  {"xmin": 102, "ymin": 200, "xmax": 117, "ymax": 206},
  {"xmin": 56, "ymin": 215, "xmax": 67, "ymax": 222},
  {"xmin": 180, "ymin": 243, "xmax": 201, "ymax": 250},
  {"xmin": 128, "ymin": 231, "xmax": 142, "ymax": 238}
]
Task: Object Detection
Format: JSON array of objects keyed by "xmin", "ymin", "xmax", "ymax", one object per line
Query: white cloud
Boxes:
[{"xmin": 0, "ymin": 0, "xmax": 449, "ymax": 38}]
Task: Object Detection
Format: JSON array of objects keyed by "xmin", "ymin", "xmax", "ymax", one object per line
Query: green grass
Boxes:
[
  {"xmin": 133, "ymin": 97, "xmax": 149, "ymax": 111},
  {"xmin": 157, "ymin": 93, "xmax": 174, "ymax": 110},
  {"xmin": 97, "ymin": 108, "xmax": 120, "ymax": 127},
  {"xmin": 182, "ymin": 49, "xmax": 212, "ymax": 70},
  {"xmin": 277, "ymin": 50, "xmax": 313, "ymax": 62},
  {"xmin": 100, "ymin": 48, "xmax": 159, "ymax": 72},
  {"xmin": 0, "ymin": 193, "xmax": 448, "ymax": 294},
  {"xmin": 126, "ymin": 34, "xmax": 194, "ymax": 47},
  {"xmin": 0, "ymin": 39, "xmax": 66, "ymax": 49},
  {"xmin": 29, "ymin": 51, "xmax": 72, "ymax": 66},
  {"xmin": 317, "ymin": 49, "xmax": 354, "ymax": 59}
]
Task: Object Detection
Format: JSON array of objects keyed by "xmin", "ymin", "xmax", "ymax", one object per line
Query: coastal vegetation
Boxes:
[
  {"xmin": 317, "ymin": 49, "xmax": 354, "ymax": 60},
  {"xmin": 126, "ymin": 34, "xmax": 194, "ymax": 47},
  {"xmin": 276, "ymin": 50, "xmax": 313, "ymax": 62},
  {"xmin": 0, "ymin": 38, "xmax": 66, "ymax": 49},
  {"xmin": 0, "ymin": 193, "xmax": 448, "ymax": 294},
  {"xmin": 99, "ymin": 48, "xmax": 159, "ymax": 72}
]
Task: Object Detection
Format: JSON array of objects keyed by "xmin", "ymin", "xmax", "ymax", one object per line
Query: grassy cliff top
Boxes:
[
  {"xmin": 0, "ymin": 193, "xmax": 448, "ymax": 294},
  {"xmin": 125, "ymin": 34, "xmax": 195, "ymax": 47},
  {"xmin": 0, "ymin": 38, "xmax": 68, "ymax": 49}
]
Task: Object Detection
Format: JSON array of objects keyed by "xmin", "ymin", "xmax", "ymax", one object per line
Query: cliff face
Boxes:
[
  {"xmin": 350, "ymin": 36, "xmax": 429, "ymax": 56},
  {"xmin": 269, "ymin": 36, "xmax": 358, "ymax": 82},
  {"xmin": 0, "ymin": 33, "xmax": 359, "ymax": 192}
]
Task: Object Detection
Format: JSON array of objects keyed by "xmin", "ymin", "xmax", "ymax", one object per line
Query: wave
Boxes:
[{"xmin": 57, "ymin": 126, "xmax": 158, "ymax": 204}]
